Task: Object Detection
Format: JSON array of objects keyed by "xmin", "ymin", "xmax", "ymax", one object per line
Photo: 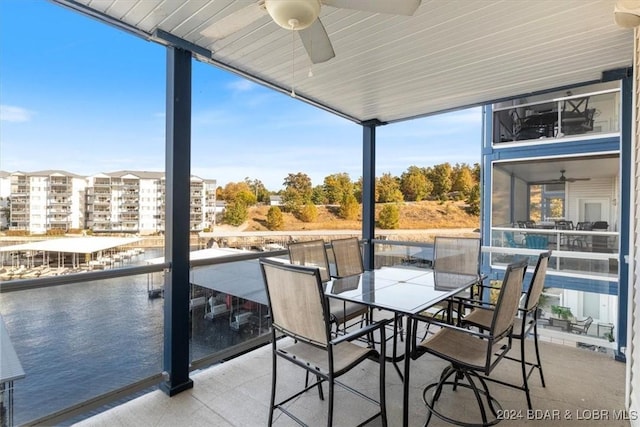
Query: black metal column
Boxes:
[
  {"xmin": 160, "ymin": 46, "xmax": 194, "ymax": 396},
  {"xmin": 362, "ymin": 121, "xmax": 377, "ymax": 270}
]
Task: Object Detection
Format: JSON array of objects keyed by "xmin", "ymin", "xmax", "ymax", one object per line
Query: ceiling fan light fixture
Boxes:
[
  {"xmin": 614, "ymin": 0, "xmax": 640, "ymax": 28},
  {"xmin": 265, "ymin": 0, "xmax": 321, "ymax": 30}
]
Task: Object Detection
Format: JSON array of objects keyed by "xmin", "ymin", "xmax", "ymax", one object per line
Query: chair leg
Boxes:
[
  {"xmin": 422, "ymin": 366, "xmax": 457, "ymax": 427},
  {"xmin": 464, "ymin": 371, "xmax": 489, "ymax": 425},
  {"xmin": 533, "ymin": 321, "xmax": 546, "ymax": 387},
  {"xmin": 269, "ymin": 346, "xmax": 277, "ymax": 426},
  {"xmin": 379, "ymin": 325, "xmax": 388, "ymax": 427},
  {"xmin": 520, "ymin": 336, "xmax": 533, "ymax": 410},
  {"xmin": 327, "ymin": 374, "xmax": 335, "ymax": 427}
]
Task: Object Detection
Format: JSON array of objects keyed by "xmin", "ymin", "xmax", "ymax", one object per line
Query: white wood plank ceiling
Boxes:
[{"xmin": 54, "ymin": 0, "xmax": 633, "ymax": 124}]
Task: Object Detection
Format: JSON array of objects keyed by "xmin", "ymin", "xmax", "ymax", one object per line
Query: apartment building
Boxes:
[
  {"xmin": 8, "ymin": 170, "xmax": 87, "ymax": 233},
  {"xmin": 3, "ymin": 170, "xmax": 216, "ymax": 234},
  {"xmin": 83, "ymin": 171, "xmax": 216, "ymax": 234},
  {"xmin": 0, "ymin": 171, "xmax": 10, "ymax": 229}
]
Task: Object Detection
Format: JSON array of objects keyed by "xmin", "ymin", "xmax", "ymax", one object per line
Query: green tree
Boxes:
[
  {"xmin": 465, "ymin": 186, "xmax": 481, "ymax": 215},
  {"xmin": 377, "ymin": 204, "xmax": 400, "ymax": 229},
  {"xmin": 282, "ymin": 172, "xmax": 313, "ymax": 212},
  {"xmin": 323, "ymin": 173, "xmax": 353, "ymax": 204},
  {"xmin": 376, "ymin": 173, "xmax": 403, "ymax": 203},
  {"xmin": 244, "ymin": 177, "xmax": 270, "ymax": 204},
  {"xmin": 427, "ymin": 163, "xmax": 453, "ymax": 201},
  {"xmin": 472, "ymin": 162, "xmax": 481, "ymax": 183},
  {"xmin": 338, "ymin": 193, "xmax": 359, "ymax": 220},
  {"xmin": 311, "ymin": 185, "xmax": 326, "ymax": 205},
  {"xmin": 266, "ymin": 206, "xmax": 284, "ymax": 230},
  {"xmin": 400, "ymin": 166, "xmax": 432, "ymax": 201},
  {"xmin": 298, "ymin": 201, "xmax": 318, "ymax": 222},
  {"xmin": 222, "ymin": 200, "xmax": 248, "ymax": 226}
]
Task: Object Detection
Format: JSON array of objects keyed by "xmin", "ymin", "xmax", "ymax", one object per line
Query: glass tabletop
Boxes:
[{"xmin": 326, "ymin": 266, "xmax": 478, "ymax": 315}]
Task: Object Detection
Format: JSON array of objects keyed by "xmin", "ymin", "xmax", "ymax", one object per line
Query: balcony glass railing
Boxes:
[
  {"xmin": 0, "ymin": 237, "xmax": 619, "ymax": 426},
  {"xmin": 493, "ymin": 88, "xmax": 620, "ymax": 144},
  {"xmin": 489, "ymin": 227, "xmax": 619, "ymax": 279}
]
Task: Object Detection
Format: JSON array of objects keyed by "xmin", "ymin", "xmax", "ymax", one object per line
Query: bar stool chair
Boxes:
[{"xmin": 461, "ymin": 251, "xmax": 550, "ymax": 410}]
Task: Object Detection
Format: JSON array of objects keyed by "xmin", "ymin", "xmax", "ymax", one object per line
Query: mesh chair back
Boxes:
[
  {"xmin": 491, "ymin": 260, "xmax": 527, "ymax": 339},
  {"xmin": 523, "ymin": 252, "xmax": 550, "ymax": 312},
  {"xmin": 260, "ymin": 259, "xmax": 329, "ymax": 347},
  {"xmin": 331, "ymin": 237, "xmax": 364, "ymax": 278},
  {"xmin": 433, "ymin": 236, "xmax": 480, "ymax": 277},
  {"xmin": 288, "ymin": 240, "xmax": 331, "ymax": 283}
]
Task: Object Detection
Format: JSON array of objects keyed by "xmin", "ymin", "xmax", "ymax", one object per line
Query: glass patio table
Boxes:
[{"xmin": 326, "ymin": 266, "xmax": 480, "ymax": 427}]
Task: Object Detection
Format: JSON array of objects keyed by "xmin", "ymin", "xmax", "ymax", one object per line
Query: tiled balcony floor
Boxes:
[{"xmin": 74, "ymin": 331, "xmax": 627, "ymax": 427}]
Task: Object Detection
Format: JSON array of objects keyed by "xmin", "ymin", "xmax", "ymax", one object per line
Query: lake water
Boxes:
[{"xmin": 0, "ymin": 248, "xmax": 266, "ymax": 426}]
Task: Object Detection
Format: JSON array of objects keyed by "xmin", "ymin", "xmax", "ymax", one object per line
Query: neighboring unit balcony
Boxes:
[
  {"xmin": 47, "ymin": 207, "xmax": 69, "ymax": 214},
  {"xmin": 493, "ymin": 86, "xmax": 620, "ymax": 145},
  {"xmin": 489, "ymin": 226, "xmax": 619, "ymax": 280}
]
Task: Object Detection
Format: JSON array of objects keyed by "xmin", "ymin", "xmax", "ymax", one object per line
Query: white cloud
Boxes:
[
  {"xmin": 227, "ymin": 79, "xmax": 256, "ymax": 93},
  {"xmin": 0, "ymin": 105, "xmax": 34, "ymax": 122}
]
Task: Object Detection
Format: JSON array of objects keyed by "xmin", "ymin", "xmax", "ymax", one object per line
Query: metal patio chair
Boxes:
[
  {"xmin": 412, "ymin": 259, "xmax": 527, "ymax": 426},
  {"xmin": 259, "ymin": 258, "xmax": 389, "ymax": 427},
  {"xmin": 420, "ymin": 236, "xmax": 482, "ymax": 336},
  {"xmin": 461, "ymin": 251, "xmax": 550, "ymax": 410},
  {"xmin": 288, "ymin": 239, "xmax": 367, "ymax": 334},
  {"xmin": 330, "ymin": 237, "xmax": 364, "ymax": 278}
]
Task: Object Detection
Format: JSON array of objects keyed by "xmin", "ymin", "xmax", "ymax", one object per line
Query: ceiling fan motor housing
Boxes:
[{"xmin": 265, "ymin": 0, "xmax": 321, "ymax": 30}]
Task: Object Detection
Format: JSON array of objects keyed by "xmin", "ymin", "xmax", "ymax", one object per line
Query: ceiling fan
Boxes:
[
  {"xmin": 201, "ymin": 0, "xmax": 422, "ymax": 64},
  {"xmin": 532, "ymin": 170, "xmax": 591, "ymax": 185}
]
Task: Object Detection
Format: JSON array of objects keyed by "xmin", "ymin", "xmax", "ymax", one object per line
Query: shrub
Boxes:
[
  {"xmin": 5, "ymin": 229, "xmax": 29, "ymax": 236},
  {"xmin": 338, "ymin": 193, "xmax": 359, "ymax": 220},
  {"xmin": 266, "ymin": 206, "xmax": 284, "ymax": 230},
  {"xmin": 222, "ymin": 201, "xmax": 248, "ymax": 226},
  {"xmin": 297, "ymin": 202, "xmax": 318, "ymax": 223},
  {"xmin": 377, "ymin": 204, "xmax": 399, "ymax": 229}
]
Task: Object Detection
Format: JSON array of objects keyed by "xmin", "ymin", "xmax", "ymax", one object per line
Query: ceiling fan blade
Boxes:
[
  {"xmin": 323, "ymin": 0, "xmax": 421, "ymax": 16},
  {"xmin": 566, "ymin": 177, "xmax": 591, "ymax": 182},
  {"xmin": 530, "ymin": 180, "xmax": 561, "ymax": 185},
  {"xmin": 200, "ymin": 2, "xmax": 267, "ymax": 40},
  {"xmin": 298, "ymin": 19, "xmax": 335, "ymax": 64}
]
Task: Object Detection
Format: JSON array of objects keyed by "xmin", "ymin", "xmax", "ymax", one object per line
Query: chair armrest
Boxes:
[
  {"xmin": 412, "ymin": 313, "xmax": 491, "ymax": 340},
  {"xmin": 331, "ymin": 318, "xmax": 392, "ymax": 345},
  {"xmin": 456, "ymin": 296, "xmax": 496, "ymax": 311}
]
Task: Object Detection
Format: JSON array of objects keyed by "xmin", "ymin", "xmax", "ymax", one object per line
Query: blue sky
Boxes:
[{"xmin": 0, "ymin": 0, "xmax": 482, "ymax": 191}]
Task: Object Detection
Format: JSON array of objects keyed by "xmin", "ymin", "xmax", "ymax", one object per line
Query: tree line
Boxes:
[{"xmin": 216, "ymin": 162, "xmax": 480, "ymax": 229}]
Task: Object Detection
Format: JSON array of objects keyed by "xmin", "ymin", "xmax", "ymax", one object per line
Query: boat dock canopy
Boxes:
[{"xmin": 0, "ymin": 237, "xmax": 142, "ymax": 254}]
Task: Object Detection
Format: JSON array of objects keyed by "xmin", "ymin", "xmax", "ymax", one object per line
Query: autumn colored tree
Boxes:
[
  {"xmin": 338, "ymin": 193, "xmax": 359, "ymax": 220},
  {"xmin": 282, "ymin": 172, "xmax": 313, "ymax": 212},
  {"xmin": 266, "ymin": 206, "xmax": 284, "ymax": 230},
  {"xmin": 298, "ymin": 201, "xmax": 318, "ymax": 222},
  {"xmin": 323, "ymin": 173, "xmax": 353, "ymax": 205},
  {"xmin": 400, "ymin": 166, "xmax": 432, "ymax": 201},
  {"xmin": 222, "ymin": 181, "xmax": 257, "ymax": 205},
  {"xmin": 451, "ymin": 163, "xmax": 475, "ymax": 199},
  {"xmin": 244, "ymin": 177, "xmax": 270, "ymax": 204},
  {"xmin": 376, "ymin": 173, "xmax": 403, "ymax": 203}
]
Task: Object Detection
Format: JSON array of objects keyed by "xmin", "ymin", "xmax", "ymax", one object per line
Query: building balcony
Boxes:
[
  {"xmin": 492, "ymin": 83, "xmax": 620, "ymax": 145},
  {"xmin": 0, "ymin": 241, "xmax": 626, "ymax": 427}
]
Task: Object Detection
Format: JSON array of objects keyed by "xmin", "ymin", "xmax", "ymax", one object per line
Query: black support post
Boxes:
[
  {"xmin": 362, "ymin": 121, "xmax": 377, "ymax": 270},
  {"xmin": 160, "ymin": 46, "xmax": 194, "ymax": 396}
]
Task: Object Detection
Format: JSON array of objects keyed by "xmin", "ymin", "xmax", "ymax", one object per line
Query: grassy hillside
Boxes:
[{"xmin": 242, "ymin": 200, "xmax": 479, "ymax": 231}]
